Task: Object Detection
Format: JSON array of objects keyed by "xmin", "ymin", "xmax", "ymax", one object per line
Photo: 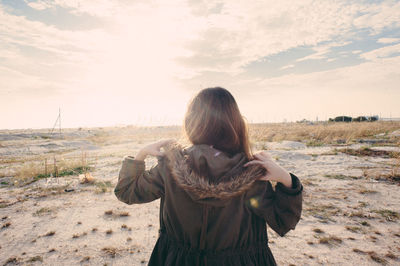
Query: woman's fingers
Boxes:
[{"xmin": 243, "ymin": 160, "xmax": 264, "ymax": 167}]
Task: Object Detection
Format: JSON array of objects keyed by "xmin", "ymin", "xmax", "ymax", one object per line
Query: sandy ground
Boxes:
[{"xmin": 0, "ymin": 127, "xmax": 399, "ymax": 265}]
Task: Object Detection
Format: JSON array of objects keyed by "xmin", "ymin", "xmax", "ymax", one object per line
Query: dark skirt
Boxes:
[{"xmin": 148, "ymin": 232, "xmax": 277, "ymax": 266}]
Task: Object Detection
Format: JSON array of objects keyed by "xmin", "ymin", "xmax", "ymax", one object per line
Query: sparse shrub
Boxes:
[
  {"xmin": 28, "ymin": 256, "xmax": 43, "ymax": 262},
  {"xmin": 102, "ymin": 247, "xmax": 118, "ymax": 258},
  {"xmin": 318, "ymin": 235, "xmax": 342, "ymax": 245},
  {"xmin": 44, "ymin": 231, "xmax": 55, "ymax": 237}
]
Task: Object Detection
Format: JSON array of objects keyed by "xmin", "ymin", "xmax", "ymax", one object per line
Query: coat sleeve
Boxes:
[
  {"xmin": 245, "ymin": 173, "xmax": 303, "ymax": 237},
  {"xmin": 114, "ymin": 156, "xmax": 165, "ymax": 204}
]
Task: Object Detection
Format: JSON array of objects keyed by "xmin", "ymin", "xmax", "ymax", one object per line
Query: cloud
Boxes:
[
  {"xmin": 177, "ymin": 0, "xmax": 400, "ymax": 75},
  {"xmin": 25, "ymin": 0, "xmax": 53, "ymax": 10},
  {"xmin": 361, "ymin": 43, "xmax": 400, "ymax": 61},
  {"xmin": 280, "ymin": 64, "xmax": 295, "ymax": 70},
  {"xmin": 377, "ymin": 37, "xmax": 400, "ymax": 44}
]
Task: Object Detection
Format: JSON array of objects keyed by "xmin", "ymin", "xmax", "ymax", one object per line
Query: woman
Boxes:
[{"xmin": 114, "ymin": 87, "xmax": 303, "ymax": 265}]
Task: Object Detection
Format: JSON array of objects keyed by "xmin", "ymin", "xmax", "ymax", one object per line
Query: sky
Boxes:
[{"xmin": 1, "ymin": 0, "xmax": 400, "ymax": 129}]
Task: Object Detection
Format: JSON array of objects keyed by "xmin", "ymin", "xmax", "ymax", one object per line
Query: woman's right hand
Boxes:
[
  {"xmin": 244, "ymin": 151, "xmax": 292, "ymax": 188},
  {"xmin": 135, "ymin": 139, "xmax": 175, "ymax": 161}
]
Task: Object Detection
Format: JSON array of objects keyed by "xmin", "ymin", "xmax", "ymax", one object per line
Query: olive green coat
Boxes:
[{"xmin": 114, "ymin": 143, "xmax": 303, "ymax": 265}]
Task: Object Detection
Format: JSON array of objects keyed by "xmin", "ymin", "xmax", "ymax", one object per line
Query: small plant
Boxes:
[
  {"xmin": 345, "ymin": 226, "xmax": 362, "ymax": 233},
  {"xmin": 33, "ymin": 207, "xmax": 54, "ymax": 216},
  {"xmin": 102, "ymin": 247, "xmax": 118, "ymax": 258},
  {"xmin": 106, "ymin": 229, "xmax": 113, "ymax": 235},
  {"xmin": 43, "ymin": 231, "xmax": 55, "ymax": 237},
  {"xmin": 81, "ymin": 256, "xmax": 91, "ymax": 262},
  {"xmin": 95, "ymin": 181, "xmax": 113, "ymax": 193},
  {"xmin": 318, "ymin": 235, "xmax": 342, "ymax": 245},
  {"xmin": 372, "ymin": 209, "xmax": 400, "ymax": 221},
  {"xmin": 1, "ymin": 222, "xmax": 11, "ymax": 229},
  {"xmin": 27, "ymin": 256, "xmax": 43, "ymax": 262},
  {"xmin": 119, "ymin": 211, "xmax": 130, "ymax": 217},
  {"xmin": 324, "ymin": 174, "xmax": 358, "ymax": 180},
  {"xmin": 312, "ymin": 228, "xmax": 324, "ymax": 234},
  {"xmin": 360, "ymin": 221, "xmax": 370, "ymax": 226}
]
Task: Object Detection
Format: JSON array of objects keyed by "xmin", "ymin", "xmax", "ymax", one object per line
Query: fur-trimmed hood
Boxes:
[{"xmin": 164, "ymin": 142, "xmax": 266, "ymax": 206}]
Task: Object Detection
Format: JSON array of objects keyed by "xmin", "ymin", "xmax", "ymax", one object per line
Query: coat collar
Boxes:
[{"xmin": 164, "ymin": 142, "xmax": 266, "ymax": 203}]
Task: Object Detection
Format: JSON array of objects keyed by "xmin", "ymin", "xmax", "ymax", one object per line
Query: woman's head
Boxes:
[{"xmin": 184, "ymin": 87, "xmax": 252, "ymax": 159}]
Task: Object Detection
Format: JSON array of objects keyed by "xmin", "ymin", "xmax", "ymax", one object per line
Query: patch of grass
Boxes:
[
  {"xmin": 49, "ymin": 248, "xmax": 56, "ymax": 253},
  {"xmin": 102, "ymin": 247, "xmax": 118, "ymax": 258},
  {"xmin": 305, "ymin": 204, "xmax": 341, "ymax": 222},
  {"xmin": 345, "ymin": 226, "xmax": 362, "ymax": 233},
  {"xmin": 121, "ymin": 224, "xmax": 128, "ymax": 229},
  {"xmin": 358, "ymin": 188, "xmax": 378, "ymax": 194},
  {"xmin": 127, "ymin": 237, "xmax": 132, "ymax": 242},
  {"xmin": 360, "ymin": 221, "xmax": 370, "ymax": 226},
  {"xmin": 92, "ymin": 227, "xmax": 98, "ymax": 232},
  {"xmin": 2, "ymin": 222, "xmax": 11, "ymax": 229},
  {"xmin": 368, "ymin": 251, "xmax": 387, "ymax": 264},
  {"xmin": 33, "ymin": 207, "xmax": 54, "ymax": 216},
  {"xmin": 95, "ymin": 181, "xmax": 113, "ymax": 193},
  {"xmin": 81, "ymin": 256, "xmax": 90, "ymax": 262},
  {"xmin": 385, "ymin": 251, "xmax": 398, "ymax": 260},
  {"xmin": 337, "ymin": 147, "xmax": 399, "ymax": 158},
  {"xmin": 372, "ymin": 209, "xmax": 400, "ymax": 221},
  {"xmin": 318, "ymin": 235, "xmax": 343, "ymax": 245},
  {"xmin": 104, "ymin": 209, "xmax": 130, "ymax": 218},
  {"xmin": 347, "ymin": 210, "xmax": 373, "ymax": 219},
  {"xmin": 13, "ymin": 154, "xmax": 93, "ymax": 186},
  {"xmin": 312, "ymin": 228, "xmax": 324, "ymax": 234},
  {"xmin": 306, "ymin": 140, "xmax": 324, "ymax": 147},
  {"xmin": 249, "ymin": 121, "xmax": 400, "ymax": 144},
  {"xmin": 106, "ymin": 229, "xmax": 113, "ymax": 235},
  {"xmin": 27, "ymin": 256, "xmax": 43, "ymax": 262},
  {"xmin": 353, "ymin": 248, "xmax": 365, "ymax": 254},
  {"xmin": 324, "ymin": 174, "xmax": 359, "ymax": 180},
  {"xmin": 119, "ymin": 211, "xmax": 130, "ymax": 217},
  {"xmin": 4, "ymin": 257, "xmax": 20, "ymax": 265},
  {"xmin": 43, "ymin": 231, "xmax": 55, "ymax": 237}
]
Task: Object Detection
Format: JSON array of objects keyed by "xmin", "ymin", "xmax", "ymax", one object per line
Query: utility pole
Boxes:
[{"xmin": 50, "ymin": 108, "xmax": 62, "ymax": 137}]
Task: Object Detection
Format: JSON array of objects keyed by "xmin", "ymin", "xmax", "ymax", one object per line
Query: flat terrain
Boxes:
[{"xmin": 0, "ymin": 123, "xmax": 399, "ymax": 265}]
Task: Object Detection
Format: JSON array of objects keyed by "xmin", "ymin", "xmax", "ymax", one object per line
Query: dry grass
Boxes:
[
  {"xmin": 27, "ymin": 256, "xmax": 43, "ymax": 263},
  {"xmin": 13, "ymin": 153, "xmax": 92, "ymax": 186},
  {"xmin": 102, "ymin": 247, "xmax": 118, "ymax": 258},
  {"xmin": 337, "ymin": 147, "xmax": 399, "ymax": 158},
  {"xmin": 33, "ymin": 207, "xmax": 55, "ymax": 216},
  {"xmin": 249, "ymin": 121, "xmax": 400, "ymax": 144},
  {"xmin": 372, "ymin": 209, "xmax": 400, "ymax": 221},
  {"xmin": 43, "ymin": 231, "xmax": 55, "ymax": 237},
  {"xmin": 318, "ymin": 235, "xmax": 343, "ymax": 245},
  {"xmin": 95, "ymin": 180, "xmax": 113, "ymax": 193}
]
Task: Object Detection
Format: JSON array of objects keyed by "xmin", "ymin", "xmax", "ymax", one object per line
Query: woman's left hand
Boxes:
[
  {"xmin": 244, "ymin": 151, "xmax": 292, "ymax": 188},
  {"xmin": 135, "ymin": 139, "xmax": 175, "ymax": 161}
]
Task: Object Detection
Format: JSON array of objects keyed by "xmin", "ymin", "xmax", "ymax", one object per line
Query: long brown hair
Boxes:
[{"xmin": 184, "ymin": 87, "xmax": 252, "ymax": 159}]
